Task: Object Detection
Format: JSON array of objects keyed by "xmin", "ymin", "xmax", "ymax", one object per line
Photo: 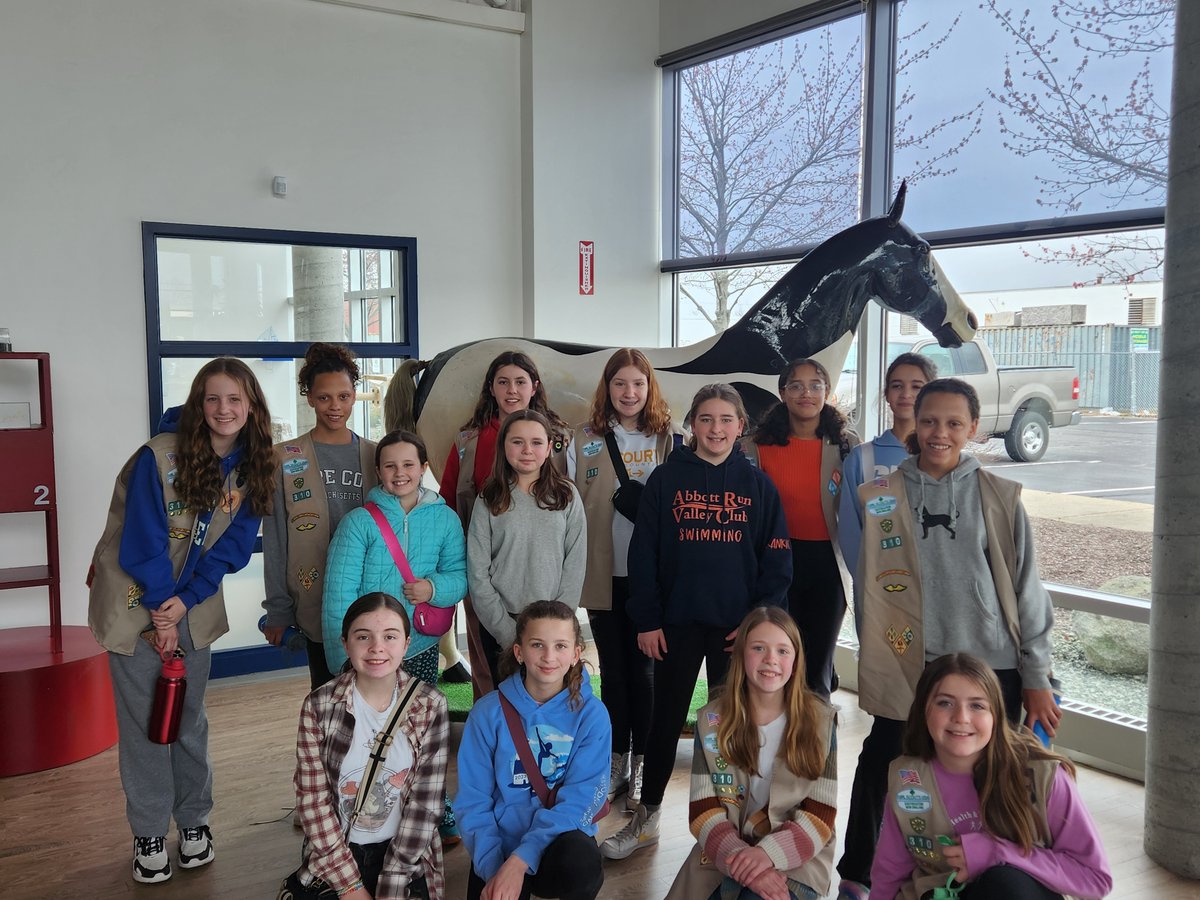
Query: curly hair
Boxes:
[
  {"xmin": 463, "ymin": 350, "xmax": 568, "ymax": 438},
  {"xmin": 715, "ymin": 607, "xmax": 827, "ymax": 779},
  {"xmin": 752, "ymin": 358, "xmax": 853, "ymax": 459},
  {"xmin": 904, "ymin": 377, "xmax": 981, "ymax": 454},
  {"xmin": 497, "ymin": 600, "xmax": 587, "ymax": 710},
  {"xmin": 173, "ymin": 358, "xmax": 275, "ymax": 517},
  {"xmin": 586, "ymin": 348, "xmax": 673, "ymax": 436},
  {"xmin": 480, "ymin": 410, "xmax": 574, "ymax": 516},
  {"xmin": 903, "ymin": 654, "xmax": 1075, "ymax": 855},
  {"xmin": 297, "ymin": 342, "xmax": 360, "ymax": 395}
]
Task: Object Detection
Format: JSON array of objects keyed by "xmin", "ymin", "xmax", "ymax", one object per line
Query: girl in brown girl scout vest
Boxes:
[
  {"xmin": 566, "ymin": 348, "xmax": 683, "ymax": 810},
  {"xmin": 262, "ymin": 343, "xmax": 377, "ymax": 690},
  {"xmin": 439, "ymin": 350, "xmax": 569, "ymax": 700},
  {"xmin": 88, "ymin": 358, "xmax": 276, "ymax": 885},
  {"xmin": 666, "ymin": 606, "xmax": 837, "ymax": 900},
  {"xmin": 836, "ymin": 379, "xmax": 1060, "ymax": 900},
  {"xmin": 870, "ymin": 654, "xmax": 1111, "ymax": 900}
]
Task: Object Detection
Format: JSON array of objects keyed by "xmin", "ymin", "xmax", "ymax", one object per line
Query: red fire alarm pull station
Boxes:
[{"xmin": 579, "ymin": 241, "xmax": 595, "ymax": 295}]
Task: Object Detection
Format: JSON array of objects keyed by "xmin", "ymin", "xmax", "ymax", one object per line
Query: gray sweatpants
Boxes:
[{"xmin": 107, "ymin": 615, "xmax": 213, "ymax": 837}]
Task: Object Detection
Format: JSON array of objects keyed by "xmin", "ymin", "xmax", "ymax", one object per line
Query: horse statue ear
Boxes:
[{"xmin": 886, "ymin": 179, "xmax": 908, "ymax": 224}]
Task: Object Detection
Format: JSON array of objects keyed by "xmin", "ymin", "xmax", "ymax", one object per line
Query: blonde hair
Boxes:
[{"xmin": 716, "ymin": 607, "xmax": 827, "ymax": 779}]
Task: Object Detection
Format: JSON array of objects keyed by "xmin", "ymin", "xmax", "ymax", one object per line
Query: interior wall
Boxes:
[
  {"xmin": 522, "ymin": 0, "xmax": 663, "ymax": 346},
  {"xmin": 0, "ymin": 0, "xmax": 525, "ymax": 645}
]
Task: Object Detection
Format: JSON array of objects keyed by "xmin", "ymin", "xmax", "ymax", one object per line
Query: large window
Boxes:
[
  {"xmin": 144, "ymin": 223, "xmax": 418, "ymax": 443},
  {"xmin": 663, "ymin": 2, "xmax": 1174, "ymax": 728}
]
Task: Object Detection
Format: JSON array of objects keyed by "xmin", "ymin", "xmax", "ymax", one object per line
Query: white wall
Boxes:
[
  {"xmin": 522, "ymin": 0, "xmax": 663, "ymax": 345},
  {"xmin": 0, "ymin": 0, "xmax": 525, "ymax": 645}
]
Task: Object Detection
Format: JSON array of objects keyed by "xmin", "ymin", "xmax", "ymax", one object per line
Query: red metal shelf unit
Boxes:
[{"xmin": 0, "ymin": 352, "xmax": 62, "ymax": 652}]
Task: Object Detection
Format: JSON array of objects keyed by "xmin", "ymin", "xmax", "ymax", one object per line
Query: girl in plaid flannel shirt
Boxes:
[
  {"xmin": 293, "ymin": 592, "xmax": 449, "ymax": 899},
  {"xmin": 666, "ymin": 606, "xmax": 838, "ymax": 900}
]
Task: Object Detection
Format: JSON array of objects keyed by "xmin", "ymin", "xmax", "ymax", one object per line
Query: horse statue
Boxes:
[{"xmin": 387, "ymin": 182, "xmax": 977, "ymax": 479}]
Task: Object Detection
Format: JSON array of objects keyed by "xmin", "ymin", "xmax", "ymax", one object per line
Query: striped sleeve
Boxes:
[
  {"xmin": 687, "ymin": 732, "xmax": 750, "ymax": 876},
  {"xmin": 754, "ymin": 724, "xmax": 838, "ymax": 872}
]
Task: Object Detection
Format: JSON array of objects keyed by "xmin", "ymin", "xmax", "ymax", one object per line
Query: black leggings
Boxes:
[
  {"xmin": 957, "ymin": 865, "xmax": 1064, "ymax": 899},
  {"xmin": 466, "ymin": 830, "xmax": 602, "ymax": 900},
  {"xmin": 588, "ymin": 577, "xmax": 654, "ymax": 755},
  {"xmin": 838, "ymin": 668, "xmax": 1024, "ymax": 886},
  {"xmin": 349, "ymin": 841, "xmax": 429, "ymax": 899},
  {"xmin": 787, "ymin": 540, "xmax": 845, "ymax": 698},
  {"xmin": 306, "ymin": 637, "xmax": 337, "ymax": 691},
  {"xmin": 640, "ymin": 622, "xmax": 733, "ymax": 807}
]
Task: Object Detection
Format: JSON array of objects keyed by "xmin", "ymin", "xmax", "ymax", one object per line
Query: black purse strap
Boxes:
[
  {"xmin": 604, "ymin": 431, "xmax": 630, "ymax": 487},
  {"xmin": 351, "ymin": 677, "xmax": 422, "ymax": 826}
]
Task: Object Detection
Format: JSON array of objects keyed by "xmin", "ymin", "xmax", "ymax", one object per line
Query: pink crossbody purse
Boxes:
[{"xmin": 364, "ymin": 502, "xmax": 456, "ymax": 637}]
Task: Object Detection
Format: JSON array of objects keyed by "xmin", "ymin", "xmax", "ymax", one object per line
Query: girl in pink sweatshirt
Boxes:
[{"xmin": 870, "ymin": 654, "xmax": 1111, "ymax": 900}]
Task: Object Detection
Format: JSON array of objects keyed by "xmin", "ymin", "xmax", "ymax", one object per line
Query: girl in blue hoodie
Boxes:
[
  {"xmin": 603, "ymin": 383, "xmax": 792, "ymax": 862},
  {"xmin": 457, "ymin": 600, "xmax": 610, "ymax": 900}
]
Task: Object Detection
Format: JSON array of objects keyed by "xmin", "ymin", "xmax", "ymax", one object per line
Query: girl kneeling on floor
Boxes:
[
  {"xmin": 456, "ymin": 600, "xmax": 610, "ymax": 900},
  {"xmin": 870, "ymin": 653, "xmax": 1111, "ymax": 900},
  {"xmin": 291, "ymin": 592, "xmax": 450, "ymax": 900},
  {"xmin": 667, "ymin": 606, "xmax": 838, "ymax": 900}
]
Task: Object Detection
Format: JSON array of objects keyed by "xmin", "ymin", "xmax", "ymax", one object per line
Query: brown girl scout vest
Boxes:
[
  {"xmin": 276, "ymin": 431, "xmax": 377, "ymax": 641},
  {"xmin": 88, "ymin": 434, "xmax": 238, "ymax": 655},
  {"xmin": 856, "ymin": 469, "xmax": 1023, "ymax": 721},
  {"xmin": 886, "ymin": 755, "xmax": 1060, "ymax": 900}
]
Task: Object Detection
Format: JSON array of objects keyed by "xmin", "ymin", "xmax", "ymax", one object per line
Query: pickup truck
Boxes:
[{"xmin": 837, "ymin": 337, "xmax": 1081, "ymax": 462}]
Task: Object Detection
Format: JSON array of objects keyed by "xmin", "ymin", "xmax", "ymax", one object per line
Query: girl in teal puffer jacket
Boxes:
[{"xmin": 322, "ymin": 431, "xmax": 468, "ymax": 681}]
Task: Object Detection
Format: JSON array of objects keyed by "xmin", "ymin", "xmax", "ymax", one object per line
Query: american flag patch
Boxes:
[
  {"xmin": 899, "ymin": 768, "xmax": 922, "ymax": 786},
  {"xmin": 707, "ymin": 712, "xmax": 721, "ymax": 725}
]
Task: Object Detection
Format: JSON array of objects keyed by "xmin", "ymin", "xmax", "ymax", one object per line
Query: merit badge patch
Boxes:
[
  {"xmin": 827, "ymin": 477, "xmax": 839, "ymax": 497},
  {"xmin": 298, "ymin": 566, "xmax": 319, "ymax": 591},
  {"xmin": 883, "ymin": 583, "xmax": 907, "ymax": 592},
  {"xmin": 703, "ymin": 733, "xmax": 720, "ymax": 753},
  {"xmin": 715, "ymin": 756, "xmax": 728, "ymax": 771},
  {"xmin": 582, "ymin": 440, "xmax": 603, "ymax": 458},
  {"xmin": 165, "ymin": 468, "xmax": 177, "ymax": 484},
  {"xmin": 282, "ymin": 458, "xmax": 309, "ymax": 475},
  {"xmin": 880, "ymin": 518, "xmax": 894, "ymax": 533},
  {"xmin": 909, "ymin": 816, "xmax": 927, "ymax": 834},
  {"xmin": 880, "ymin": 536, "xmax": 903, "ymax": 550},
  {"xmin": 867, "ymin": 495, "xmax": 897, "ymax": 516},
  {"xmin": 168, "ymin": 527, "xmax": 189, "ymax": 541},
  {"xmin": 127, "ymin": 583, "xmax": 145, "ymax": 609},
  {"xmin": 896, "ymin": 787, "xmax": 932, "ymax": 814},
  {"xmin": 293, "ymin": 477, "xmax": 304, "ymax": 489},
  {"xmin": 886, "ymin": 625, "xmax": 916, "ymax": 655}
]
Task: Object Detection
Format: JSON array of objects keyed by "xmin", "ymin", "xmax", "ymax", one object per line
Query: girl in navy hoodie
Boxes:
[
  {"xmin": 456, "ymin": 600, "xmax": 610, "ymax": 900},
  {"xmin": 602, "ymin": 383, "xmax": 792, "ymax": 861}
]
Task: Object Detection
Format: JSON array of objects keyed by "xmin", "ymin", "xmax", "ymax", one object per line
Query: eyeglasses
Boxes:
[{"xmin": 783, "ymin": 381, "xmax": 826, "ymax": 395}]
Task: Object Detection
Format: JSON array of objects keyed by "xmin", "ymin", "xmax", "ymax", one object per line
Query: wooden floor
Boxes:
[{"xmin": 1, "ymin": 669, "xmax": 1196, "ymax": 899}]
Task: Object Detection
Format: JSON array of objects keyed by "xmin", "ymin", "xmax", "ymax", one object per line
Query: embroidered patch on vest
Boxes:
[
  {"xmin": 883, "ymin": 583, "xmax": 907, "ymax": 592},
  {"xmin": 707, "ymin": 712, "xmax": 721, "ymax": 725},
  {"xmin": 877, "ymin": 568, "xmax": 911, "ymax": 580},
  {"xmin": 585, "ymin": 467, "xmax": 598, "ymax": 479},
  {"xmin": 827, "ymin": 477, "xmax": 839, "ymax": 496},
  {"xmin": 900, "ymin": 768, "xmax": 922, "ymax": 786},
  {"xmin": 298, "ymin": 566, "xmax": 319, "ymax": 591},
  {"xmin": 582, "ymin": 440, "xmax": 603, "ymax": 458},
  {"xmin": 703, "ymin": 733, "xmax": 719, "ymax": 753},
  {"xmin": 880, "ymin": 536, "xmax": 903, "ymax": 550},
  {"xmin": 552, "ymin": 437, "xmax": 565, "ymax": 453},
  {"xmin": 165, "ymin": 468, "xmax": 177, "ymax": 484},
  {"xmin": 282, "ymin": 458, "xmax": 309, "ymax": 475},
  {"xmin": 886, "ymin": 624, "xmax": 915, "ymax": 655},
  {"xmin": 284, "ymin": 444, "xmax": 303, "ymax": 455},
  {"xmin": 867, "ymin": 495, "xmax": 897, "ymax": 516},
  {"xmin": 166, "ymin": 452, "xmax": 177, "ymax": 464},
  {"xmin": 909, "ymin": 816, "xmax": 927, "ymax": 833},
  {"xmin": 220, "ymin": 489, "xmax": 242, "ymax": 515},
  {"xmin": 292, "ymin": 489, "xmax": 313, "ymax": 502},
  {"xmin": 906, "ymin": 834, "xmax": 937, "ymax": 859},
  {"xmin": 293, "ymin": 477, "xmax": 304, "ymax": 489},
  {"xmin": 712, "ymin": 773, "xmax": 733, "ymax": 785},
  {"xmin": 881, "ymin": 518, "xmax": 894, "ymax": 533},
  {"xmin": 127, "ymin": 584, "xmax": 144, "ymax": 609},
  {"xmin": 896, "ymin": 787, "xmax": 932, "ymax": 813},
  {"xmin": 715, "ymin": 755, "xmax": 728, "ymax": 771},
  {"xmin": 168, "ymin": 527, "xmax": 189, "ymax": 541},
  {"xmin": 295, "ymin": 521, "xmax": 317, "ymax": 532},
  {"xmin": 167, "ymin": 500, "xmax": 187, "ymax": 517},
  {"xmin": 292, "ymin": 512, "xmax": 319, "ymax": 523}
]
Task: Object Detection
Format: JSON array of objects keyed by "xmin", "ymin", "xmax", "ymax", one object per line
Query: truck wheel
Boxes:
[{"xmin": 1005, "ymin": 409, "xmax": 1049, "ymax": 462}]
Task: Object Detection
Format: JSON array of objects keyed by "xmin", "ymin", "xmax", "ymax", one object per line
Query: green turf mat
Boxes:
[{"xmin": 438, "ymin": 674, "xmax": 711, "ymax": 731}]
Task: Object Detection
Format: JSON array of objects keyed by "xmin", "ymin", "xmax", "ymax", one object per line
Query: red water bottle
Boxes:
[{"xmin": 149, "ymin": 657, "xmax": 187, "ymax": 744}]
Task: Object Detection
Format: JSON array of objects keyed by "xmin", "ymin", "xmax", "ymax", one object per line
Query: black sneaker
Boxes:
[
  {"xmin": 178, "ymin": 825, "xmax": 215, "ymax": 869},
  {"xmin": 133, "ymin": 835, "xmax": 172, "ymax": 883}
]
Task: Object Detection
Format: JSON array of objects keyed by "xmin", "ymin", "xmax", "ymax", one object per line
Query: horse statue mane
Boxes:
[{"xmin": 386, "ymin": 182, "xmax": 977, "ymax": 479}]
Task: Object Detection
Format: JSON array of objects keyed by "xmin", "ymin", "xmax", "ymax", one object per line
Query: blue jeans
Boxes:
[{"xmin": 707, "ymin": 876, "xmax": 817, "ymax": 900}]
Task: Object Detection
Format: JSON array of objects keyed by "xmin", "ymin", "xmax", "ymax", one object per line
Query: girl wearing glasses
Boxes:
[{"xmin": 746, "ymin": 358, "xmax": 858, "ymax": 699}]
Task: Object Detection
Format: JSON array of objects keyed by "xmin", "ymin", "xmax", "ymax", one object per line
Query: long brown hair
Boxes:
[
  {"xmin": 463, "ymin": 350, "xmax": 568, "ymax": 437},
  {"xmin": 480, "ymin": 410, "xmax": 574, "ymax": 515},
  {"xmin": 586, "ymin": 348, "xmax": 672, "ymax": 436},
  {"xmin": 903, "ymin": 654, "xmax": 1075, "ymax": 854},
  {"xmin": 497, "ymin": 600, "xmax": 587, "ymax": 710},
  {"xmin": 173, "ymin": 358, "xmax": 274, "ymax": 517},
  {"xmin": 716, "ymin": 607, "xmax": 827, "ymax": 779},
  {"xmin": 683, "ymin": 384, "xmax": 748, "ymax": 451},
  {"xmin": 753, "ymin": 358, "xmax": 852, "ymax": 458}
]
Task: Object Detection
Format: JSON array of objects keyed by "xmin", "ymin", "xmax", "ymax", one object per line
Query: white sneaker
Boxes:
[
  {"xmin": 178, "ymin": 825, "xmax": 215, "ymax": 869},
  {"xmin": 607, "ymin": 752, "xmax": 630, "ymax": 802},
  {"xmin": 600, "ymin": 803, "xmax": 660, "ymax": 859},
  {"xmin": 132, "ymin": 835, "xmax": 172, "ymax": 883},
  {"xmin": 625, "ymin": 754, "xmax": 644, "ymax": 812}
]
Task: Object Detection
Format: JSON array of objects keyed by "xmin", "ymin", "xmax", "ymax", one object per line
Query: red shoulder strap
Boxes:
[{"xmin": 364, "ymin": 502, "xmax": 415, "ymax": 583}]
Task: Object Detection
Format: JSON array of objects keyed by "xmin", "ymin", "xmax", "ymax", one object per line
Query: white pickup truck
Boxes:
[{"xmin": 837, "ymin": 337, "xmax": 1081, "ymax": 462}]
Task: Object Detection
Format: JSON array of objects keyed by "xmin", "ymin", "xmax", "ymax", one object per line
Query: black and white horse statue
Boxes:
[{"xmin": 388, "ymin": 183, "xmax": 977, "ymax": 478}]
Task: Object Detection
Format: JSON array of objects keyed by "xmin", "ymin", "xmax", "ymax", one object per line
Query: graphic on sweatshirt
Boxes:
[
  {"xmin": 672, "ymin": 489, "xmax": 751, "ymax": 541},
  {"xmin": 509, "ymin": 726, "xmax": 574, "ymax": 791},
  {"xmin": 338, "ymin": 765, "xmax": 410, "ymax": 832},
  {"xmin": 919, "ymin": 504, "xmax": 958, "ymax": 539}
]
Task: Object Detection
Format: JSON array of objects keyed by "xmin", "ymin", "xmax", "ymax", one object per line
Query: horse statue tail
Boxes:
[{"xmin": 384, "ymin": 358, "xmax": 428, "ymax": 433}]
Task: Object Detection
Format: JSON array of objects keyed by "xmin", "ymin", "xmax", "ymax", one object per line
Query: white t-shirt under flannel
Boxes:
[{"xmin": 337, "ymin": 685, "xmax": 416, "ymax": 845}]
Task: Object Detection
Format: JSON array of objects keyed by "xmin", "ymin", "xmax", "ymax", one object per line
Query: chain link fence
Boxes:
[{"xmin": 989, "ymin": 350, "xmax": 1159, "ymax": 414}]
